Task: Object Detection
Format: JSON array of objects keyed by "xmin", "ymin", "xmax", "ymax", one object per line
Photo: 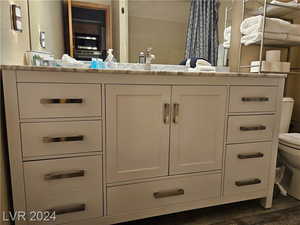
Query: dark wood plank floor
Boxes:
[{"xmin": 119, "ymin": 195, "xmax": 300, "ymax": 225}]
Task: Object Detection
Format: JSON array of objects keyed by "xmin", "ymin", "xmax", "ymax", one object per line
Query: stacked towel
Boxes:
[
  {"xmin": 269, "ymin": 0, "xmax": 300, "ymax": 7},
  {"xmin": 241, "ymin": 32, "xmax": 300, "ymax": 46},
  {"xmin": 223, "ymin": 26, "xmax": 231, "ymax": 48},
  {"xmin": 257, "ymin": 0, "xmax": 300, "ymax": 15},
  {"xmin": 240, "ymin": 15, "xmax": 300, "ymax": 45}
]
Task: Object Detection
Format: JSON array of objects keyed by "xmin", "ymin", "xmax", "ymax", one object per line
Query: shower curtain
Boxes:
[{"xmin": 185, "ymin": 0, "xmax": 219, "ymax": 66}]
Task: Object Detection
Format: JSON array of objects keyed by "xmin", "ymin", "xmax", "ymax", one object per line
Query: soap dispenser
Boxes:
[{"xmin": 105, "ymin": 49, "xmax": 117, "ymax": 69}]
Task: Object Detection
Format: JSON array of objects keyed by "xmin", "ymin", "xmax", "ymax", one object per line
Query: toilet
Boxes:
[{"xmin": 278, "ymin": 97, "xmax": 300, "ymax": 200}]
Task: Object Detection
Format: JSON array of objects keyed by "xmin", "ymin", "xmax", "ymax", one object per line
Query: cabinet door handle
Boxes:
[
  {"xmin": 238, "ymin": 152, "xmax": 264, "ymax": 159},
  {"xmin": 47, "ymin": 203, "xmax": 86, "ymax": 215},
  {"xmin": 173, "ymin": 103, "xmax": 179, "ymax": 124},
  {"xmin": 40, "ymin": 98, "xmax": 84, "ymax": 104},
  {"xmin": 153, "ymin": 188, "xmax": 184, "ymax": 199},
  {"xmin": 44, "ymin": 170, "xmax": 85, "ymax": 180},
  {"xmin": 241, "ymin": 97, "xmax": 269, "ymax": 102},
  {"xmin": 240, "ymin": 125, "xmax": 266, "ymax": 131},
  {"xmin": 235, "ymin": 179, "xmax": 261, "ymax": 187},
  {"xmin": 43, "ymin": 135, "xmax": 84, "ymax": 143},
  {"xmin": 163, "ymin": 103, "xmax": 170, "ymax": 124}
]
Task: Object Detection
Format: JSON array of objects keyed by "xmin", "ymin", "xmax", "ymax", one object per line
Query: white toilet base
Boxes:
[{"xmin": 286, "ymin": 165, "xmax": 300, "ymax": 200}]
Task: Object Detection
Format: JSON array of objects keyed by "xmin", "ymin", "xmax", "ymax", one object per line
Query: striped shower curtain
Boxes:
[{"xmin": 185, "ymin": 0, "xmax": 219, "ymax": 66}]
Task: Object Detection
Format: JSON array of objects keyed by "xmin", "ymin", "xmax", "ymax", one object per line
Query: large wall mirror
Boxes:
[{"xmin": 28, "ymin": 0, "xmax": 233, "ymax": 67}]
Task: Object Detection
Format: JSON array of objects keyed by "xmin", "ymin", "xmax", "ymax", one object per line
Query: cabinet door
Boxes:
[
  {"xmin": 106, "ymin": 85, "xmax": 171, "ymax": 183},
  {"xmin": 170, "ymin": 86, "xmax": 227, "ymax": 175}
]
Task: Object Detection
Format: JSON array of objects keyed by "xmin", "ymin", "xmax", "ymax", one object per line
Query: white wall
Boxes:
[
  {"xmin": 28, "ymin": 0, "xmax": 65, "ymax": 58},
  {"xmin": 0, "ymin": 0, "xmax": 30, "ymax": 65},
  {"xmin": 128, "ymin": 0, "xmax": 189, "ymax": 64}
]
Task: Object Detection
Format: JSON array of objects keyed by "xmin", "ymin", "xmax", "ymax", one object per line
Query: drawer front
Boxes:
[
  {"xmin": 229, "ymin": 86, "xmax": 277, "ymax": 113},
  {"xmin": 107, "ymin": 173, "xmax": 221, "ymax": 216},
  {"xmin": 21, "ymin": 121, "xmax": 102, "ymax": 158},
  {"xmin": 224, "ymin": 142, "xmax": 272, "ymax": 196},
  {"xmin": 24, "ymin": 156, "xmax": 103, "ymax": 224},
  {"xmin": 18, "ymin": 83, "xmax": 101, "ymax": 119},
  {"xmin": 227, "ymin": 115, "xmax": 275, "ymax": 144}
]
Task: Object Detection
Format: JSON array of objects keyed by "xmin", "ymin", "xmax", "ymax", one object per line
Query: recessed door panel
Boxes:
[
  {"xmin": 170, "ymin": 86, "xmax": 227, "ymax": 175},
  {"xmin": 106, "ymin": 85, "xmax": 171, "ymax": 183}
]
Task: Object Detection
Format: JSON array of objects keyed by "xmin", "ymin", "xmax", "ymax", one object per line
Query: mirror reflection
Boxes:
[{"xmin": 27, "ymin": 0, "xmax": 233, "ymax": 67}]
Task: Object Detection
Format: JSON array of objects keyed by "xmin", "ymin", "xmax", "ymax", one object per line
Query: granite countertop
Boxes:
[{"xmin": 0, "ymin": 65, "xmax": 287, "ymax": 78}]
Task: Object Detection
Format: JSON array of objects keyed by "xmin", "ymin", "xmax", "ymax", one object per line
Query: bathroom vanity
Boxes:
[{"xmin": 0, "ymin": 66, "xmax": 286, "ymax": 225}]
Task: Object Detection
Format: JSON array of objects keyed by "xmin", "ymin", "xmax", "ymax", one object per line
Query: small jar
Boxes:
[{"xmin": 139, "ymin": 52, "xmax": 145, "ymax": 64}]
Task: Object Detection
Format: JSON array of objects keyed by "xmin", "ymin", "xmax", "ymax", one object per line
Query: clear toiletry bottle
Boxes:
[
  {"xmin": 104, "ymin": 49, "xmax": 117, "ymax": 69},
  {"xmin": 139, "ymin": 52, "xmax": 145, "ymax": 64},
  {"xmin": 97, "ymin": 58, "xmax": 105, "ymax": 69}
]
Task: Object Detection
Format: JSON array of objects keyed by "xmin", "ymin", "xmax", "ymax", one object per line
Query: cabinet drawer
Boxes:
[
  {"xmin": 224, "ymin": 142, "xmax": 272, "ymax": 196},
  {"xmin": 227, "ymin": 115, "xmax": 275, "ymax": 143},
  {"xmin": 107, "ymin": 173, "xmax": 221, "ymax": 216},
  {"xmin": 229, "ymin": 86, "xmax": 277, "ymax": 113},
  {"xmin": 18, "ymin": 83, "xmax": 101, "ymax": 119},
  {"xmin": 24, "ymin": 156, "xmax": 103, "ymax": 224},
  {"xmin": 21, "ymin": 120, "xmax": 102, "ymax": 158}
]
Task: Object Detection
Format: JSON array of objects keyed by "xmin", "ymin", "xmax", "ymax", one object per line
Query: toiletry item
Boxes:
[
  {"xmin": 139, "ymin": 52, "xmax": 145, "ymax": 64},
  {"xmin": 25, "ymin": 51, "xmax": 54, "ymax": 66},
  {"xmin": 90, "ymin": 58, "xmax": 105, "ymax": 69},
  {"xmin": 105, "ymin": 49, "xmax": 117, "ymax": 68},
  {"xmin": 90, "ymin": 58, "xmax": 99, "ymax": 69},
  {"xmin": 266, "ymin": 50, "xmax": 281, "ymax": 62},
  {"xmin": 98, "ymin": 59, "xmax": 105, "ymax": 69},
  {"xmin": 32, "ymin": 55, "xmax": 42, "ymax": 66}
]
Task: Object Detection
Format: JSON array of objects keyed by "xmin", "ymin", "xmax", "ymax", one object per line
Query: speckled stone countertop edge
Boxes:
[{"xmin": 0, "ymin": 65, "xmax": 287, "ymax": 78}]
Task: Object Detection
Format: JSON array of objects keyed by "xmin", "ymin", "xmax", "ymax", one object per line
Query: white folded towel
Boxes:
[
  {"xmin": 223, "ymin": 26, "xmax": 231, "ymax": 48},
  {"xmin": 270, "ymin": 0, "xmax": 299, "ymax": 7},
  {"xmin": 188, "ymin": 66, "xmax": 216, "ymax": 72},
  {"xmin": 188, "ymin": 59, "xmax": 216, "ymax": 72},
  {"xmin": 223, "ymin": 41, "xmax": 230, "ymax": 49},
  {"xmin": 241, "ymin": 32, "xmax": 300, "ymax": 46},
  {"xmin": 241, "ymin": 15, "xmax": 300, "ymax": 37},
  {"xmin": 224, "ymin": 26, "xmax": 231, "ymax": 42},
  {"xmin": 240, "ymin": 16, "xmax": 290, "ymax": 34}
]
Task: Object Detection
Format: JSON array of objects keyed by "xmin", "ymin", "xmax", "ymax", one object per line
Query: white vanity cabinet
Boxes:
[
  {"xmin": 106, "ymin": 85, "xmax": 227, "ymax": 183},
  {"xmin": 24, "ymin": 156, "xmax": 103, "ymax": 225},
  {"xmin": 224, "ymin": 86, "xmax": 280, "ymax": 201},
  {"xmin": 106, "ymin": 85, "xmax": 171, "ymax": 183},
  {"xmin": 1, "ymin": 68, "xmax": 285, "ymax": 225}
]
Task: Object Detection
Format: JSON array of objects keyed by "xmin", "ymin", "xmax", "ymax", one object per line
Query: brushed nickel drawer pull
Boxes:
[
  {"xmin": 238, "ymin": 152, "xmax": 264, "ymax": 159},
  {"xmin": 241, "ymin": 97, "xmax": 269, "ymax": 102},
  {"xmin": 44, "ymin": 170, "xmax": 85, "ymax": 180},
  {"xmin": 235, "ymin": 178, "xmax": 261, "ymax": 187},
  {"xmin": 40, "ymin": 98, "xmax": 84, "ymax": 104},
  {"xmin": 153, "ymin": 188, "xmax": 184, "ymax": 199},
  {"xmin": 173, "ymin": 103, "xmax": 179, "ymax": 124},
  {"xmin": 47, "ymin": 203, "xmax": 86, "ymax": 215},
  {"xmin": 240, "ymin": 125, "xmax": 266, "ymax": 131},
  {"xmin": 163, "ymin": 103, "xmax": 170, "ymax": 124},
  {"xmin": 43, "ymin": 135, "xmax": 84, "ymax": 143}
]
